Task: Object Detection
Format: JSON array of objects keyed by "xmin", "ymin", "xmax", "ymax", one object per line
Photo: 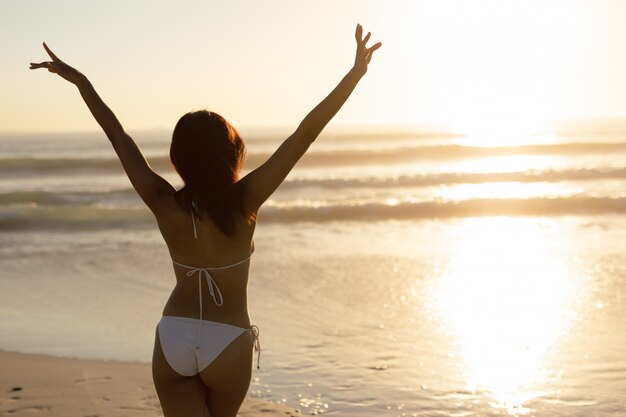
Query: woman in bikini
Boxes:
[{"xmin": 30, "ymin": 24, "xmax": 381, "ymax": 417}]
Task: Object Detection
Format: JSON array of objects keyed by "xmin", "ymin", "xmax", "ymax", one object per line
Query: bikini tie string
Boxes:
[
  {"xmin": 250, "ymin": 325, "xmax": 261, "ymax": 369},
  {"xmin": 193, "ymin": 268, "xmax": 224, "ymax": 307},
  {"xmin": 172, "ymin": 256, "xmax": 252, "ymax": 316},
  {"xmin": 179, "ymin": 266, "xmax": 223, "ymax": 349},
  {"xmin": 197, "ymin": 268, "xmax": 224, "ymax": 307},
  {"xmin": 172, "ymin": 261, "xmax": 225, "ymax": 308}
]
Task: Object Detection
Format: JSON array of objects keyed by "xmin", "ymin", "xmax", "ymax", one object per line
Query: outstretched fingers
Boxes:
[
  {"xmin": 355, "ymin": 24, "xmax": 372, "ymax": 47},
  {"xmin": 355, "ymin": 24, "xmax": 380, "ymax": 52},
  {"xmin": 362, "ymin": 32, "xmax": 371, "ymax": 45},
  {"xmin": 355, "ymin": 24, "xmax": 363, "ymax": 42},
  {"xmin": 29, "ymin": 61, "xmax": 50, "ymax": 69},
  {"xmin": 368, "ymin": 42, "xmax": 382, "ymax": 54},
  {"xmin": 30, "ymin": 43, "xmax": 83, "ymax": 83},
  {"xmin": 352, "ymin": 23, "xmax": 382, "ymax": 74},
  {"xmin": 366, "ymin": 43, "xmax": 382, "ymax": 63},
  {"xmin": 43, "ymin": 42, "xmax": 61, "ymax": 62},
  {"xmin": 29, "ymin": 42, "xmax": 61, "ymax": 72},
  {"xmin": 29, "ymin": 61, "xmax": 58, "ymax": 73}
]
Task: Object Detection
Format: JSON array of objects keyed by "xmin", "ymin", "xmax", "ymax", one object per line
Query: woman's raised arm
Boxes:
[
  {"xmin": 240, "ymin": 24, "xmax": 381, "ymax": 215},
  {"xmin": 30, "ymin": 43, "xmax": 175, "ymax": 210}
]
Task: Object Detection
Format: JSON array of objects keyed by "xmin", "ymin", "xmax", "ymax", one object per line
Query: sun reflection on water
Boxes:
[{"xmin": 432, "ymin": 217, "xmax": 580, "ymax": 415}]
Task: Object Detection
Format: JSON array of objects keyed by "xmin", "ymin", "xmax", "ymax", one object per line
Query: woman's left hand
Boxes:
[{"xmin": 30, "ymin": 43, "xmax": 85, "ymax": 85}]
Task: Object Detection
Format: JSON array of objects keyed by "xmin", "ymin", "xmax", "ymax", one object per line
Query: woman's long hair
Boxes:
[{"xmin": 170, "ymin": 110, "xmax": 248, "ymax": 236}]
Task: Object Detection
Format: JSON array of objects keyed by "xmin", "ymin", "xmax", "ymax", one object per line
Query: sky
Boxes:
[{"xmin": 2, "ymin": 0, "xmax": 626, "ymax": 134}]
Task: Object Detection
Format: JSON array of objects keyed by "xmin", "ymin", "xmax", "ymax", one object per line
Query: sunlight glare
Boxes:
[
  {"xmin": 437, "ymin": 181, "xmax": 582, "ymax": 201},
  {"xmin": 444, "ymin": 155, "xmax": 560, "ymax": 175},
  {"xmin": 432, "ymin": 217, "xmax": 579, "ymax": 414},
  {"xmin": 454, "ymin": 132, "xmax": 558, "ymax": 148}
]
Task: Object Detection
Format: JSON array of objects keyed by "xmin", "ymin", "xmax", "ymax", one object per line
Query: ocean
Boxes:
[{"xmin": 0, "ymin": 128, "xmax": 625, "ymax": 416}]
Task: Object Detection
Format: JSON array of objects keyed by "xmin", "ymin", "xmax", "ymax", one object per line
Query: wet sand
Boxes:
[{"xmin": 0, "ymin": 350, "xmax": 298, "ymax": 417}]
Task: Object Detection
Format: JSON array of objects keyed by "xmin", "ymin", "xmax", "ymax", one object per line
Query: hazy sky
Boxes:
[{"xmin": 2, "ymin": 0, "xmax": 626, "ymax": 134}]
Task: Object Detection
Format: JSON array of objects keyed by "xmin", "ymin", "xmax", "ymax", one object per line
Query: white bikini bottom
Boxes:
[{"xmin": 158, "ymin": 315, "xmax": 260, "ymax": 376}]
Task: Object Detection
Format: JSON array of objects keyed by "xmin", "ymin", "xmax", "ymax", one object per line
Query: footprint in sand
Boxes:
[
  {"xmin": 74, "ymin": 376, "xmax": 113, "ymax": 385},
  {"xmin": 1, "ymin": 391, "xmax": 22, "ymax": 409},
  {"xmin": 6, "ymin": 405, "xmax": 51, "ymax": 414},
  {"xmin": 119, "ymin": 405, "xmax": 152, "ymax": 411},
  {"xmin": 3, "ymin": 388, "xmax": 52, "ymax": 414}
]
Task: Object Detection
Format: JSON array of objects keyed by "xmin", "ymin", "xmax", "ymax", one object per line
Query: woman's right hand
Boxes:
[
  {"xmin": 30, "ymin": 42, "xmax": 86, "ymax": 85},
  {"xmin": 352, "ymin": 24, "xmax": 382, "ymax": 77}
]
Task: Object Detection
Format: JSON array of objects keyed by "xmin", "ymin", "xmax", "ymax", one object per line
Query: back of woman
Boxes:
[
  {"xmin": 30, "ymin": 24, "xmax": 381, "ymax": 417},
  {"xmin": 156, "ymin": 111, "xmax": 257, "ymax": 325}
]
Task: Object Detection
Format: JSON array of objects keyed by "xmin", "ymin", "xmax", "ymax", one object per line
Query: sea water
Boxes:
[{"xmin": 0, "ymin": 129, "xmax": 625, "ymax": 416}]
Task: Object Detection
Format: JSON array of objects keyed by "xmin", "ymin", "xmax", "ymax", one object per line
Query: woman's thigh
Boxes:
[
  {"xmin": 200, "ymin": 330, "xmax": 255, "ymax": 417},
  {"xmin": 152, "ymin": 328, "xmax": 208, "ymax": 417}
]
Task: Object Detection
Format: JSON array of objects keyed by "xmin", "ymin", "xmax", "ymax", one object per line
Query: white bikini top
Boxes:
[{"xmin": 172, "ymin": 202, "xmax": 253, "ymax": 317}]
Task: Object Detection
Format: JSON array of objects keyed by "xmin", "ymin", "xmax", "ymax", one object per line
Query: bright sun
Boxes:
[{"xmin": 407, "ymin": 0, "xmax": 588, "ymax": 143}]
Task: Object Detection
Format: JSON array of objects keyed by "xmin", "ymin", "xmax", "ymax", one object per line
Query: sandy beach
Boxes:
[{"xmin": 0, "ymin": 350, "xmax": 299, "ymax": 417}]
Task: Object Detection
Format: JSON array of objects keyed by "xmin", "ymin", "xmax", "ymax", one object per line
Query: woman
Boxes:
[{"xmin": 30, "ymin": 24, "xmax": 381, "ymax": 417}]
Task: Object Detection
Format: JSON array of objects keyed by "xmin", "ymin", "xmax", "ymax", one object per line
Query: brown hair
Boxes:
[{"xmin": 170, "ymin": 110, "xmax": 248, "ymax": 236}]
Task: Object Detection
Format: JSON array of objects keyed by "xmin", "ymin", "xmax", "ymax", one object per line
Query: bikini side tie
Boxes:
[{"xmin": 250, "ymin": 325, "xmax": 261, "ymax": 369}]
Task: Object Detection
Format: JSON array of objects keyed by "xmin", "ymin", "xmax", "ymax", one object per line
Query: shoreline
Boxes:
[{"xmin": 0, "ymin": 350, "xmax": 299, "ymax": 417}]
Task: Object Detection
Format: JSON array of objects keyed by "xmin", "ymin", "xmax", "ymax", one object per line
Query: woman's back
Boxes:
[{"xmin": 153, "ymin": 193, "xmax": 256, "ymax": 328}]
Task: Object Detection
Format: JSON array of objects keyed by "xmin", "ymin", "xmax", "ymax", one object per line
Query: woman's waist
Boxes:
[
  {"xmin": 170, "ymin": 275, "xmax": 249, "ymax": 305},
  {"xmin": 162, "ymin": 293, "xmax": 250, "ymax": 328},
  {"xmin": 158, "ymin": 315, "xmax": 253, "ymax": 331}
]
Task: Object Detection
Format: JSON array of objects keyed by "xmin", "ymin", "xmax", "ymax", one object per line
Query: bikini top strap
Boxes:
[
  {"xmin": 190, "ymin": 200, "xmax": 198, "ymax": 239},
  {"xmin": 190, "ymin": 201, "xmax": 255, "ymax": 252}
]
